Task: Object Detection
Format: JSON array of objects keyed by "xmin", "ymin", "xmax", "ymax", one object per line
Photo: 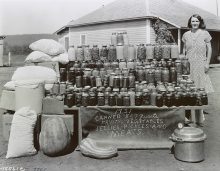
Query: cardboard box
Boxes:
[
  {"xmin": 41, "ymin": 114, "xmax": 74, "ymax": 135},
  {"xmin": 42, "ymin": 97, "xmax": 64, "ymax": 114},
  {"xmin": 0, "ymin": 90, "xmax": 15, "ymax": 111}
]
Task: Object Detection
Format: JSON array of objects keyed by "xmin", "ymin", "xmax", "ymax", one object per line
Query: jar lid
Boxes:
[{"xmin": 171, "ymin": 126, "xmax": 206, "ymax": 142}]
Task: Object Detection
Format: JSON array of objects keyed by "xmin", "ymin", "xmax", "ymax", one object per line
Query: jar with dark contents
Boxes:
[
  {"xmin": 181, "ymin": 92, "xmax": 187, "ymax": 106},
  {"xmin": 108, "ymin": 45, "xmax": 117, "ymax": 61},
  {"xmin": 136, "ymin": 67, "xmax": 145, "ymax": 82},
  {"xmin": 175, "ymin": 59, "xmax": 182, "ymax": 75},
  {"xmin": 122, "ymin": 76, "xmax": 129, "ymax": 88},
  {"xmin": 195, "ymin": 93, "xmax": 203, "ymax": 106},
  {"xmin": 60, "ymin": 68, "xmax": 67, "ymax": 82},
  {"xmin": 135, "ymin": 92, "xmax": 143, "ymax": 106},
  {"xmin": 91, "ymin": 45, "xmax": 100, "ymax": 61},
  {"xmin": 201, "ymin": 92, "xmax": 208, "ymax": 105},
  {"xmin": 142, "ymin": 89, "xmax": 150, "ymax": 106},
  {"xmin": 68, "ymin": 67, "xmax": 75, "ymax": 85},
  {"xmin": 66, "ymin": 94, "xmax": 74, "ymax": 108},
  {"xmin": 113, "ymin": 76, "xmax": 120, "ymax": 88},
  {"xmin": 174, "ymin": 93, "xmax": 181, "ymax": 107},
  {"xmin": 116, "ymin": 93, "xmax": 123, "ymax": 106},
  {"xmin": 128, "ymin": 73, "xmax": 135, "ymax": 88},
  {"xmin": 97, "ymin": 93, "xmax": 105, "ymax": 106},
  {"xmin": 75, "ymin": 92, "xmax": 82, "ymax": 107},
  {"xmin": 89, "ymin": 92, "xmax": 97, "ymax": 106},
  {"xmin": 123, "ymin": 94, "xmax": 130, "ymax": 106},
  {"xmin": 156, "ymin": 93, "xmax": 163, "ymax": 107},
  {"xmin": 82, "ymin": 90, "xmax": 89, "ymax": 107},
  {"xmin": 82, "ymin": 75, "xmax": 90, "ymax": 87},
  {"xmin": 170, "ymin": 67, "xmax": 177, "ymax": 84},
  {"xmin": 182, "ymin": 57, "xmax": 190, "ymax": 75},
  {"xmin": 189, "ymin": 92, "xmax": 196, "ymax": 106},
  {"xmin": 90, "ymin": 76, "xmax": 96, "ymax": 87},
  {"xmin": 104, "ymin": 87, "xmax": 111, "ymax": 105},
  {"xmin": 100, "ymin": 45, "xmax": 108, "ymax": 61},
  {"xmin": 96, "ymin": 60, "xmax": 104, "ymax": 69},
  {"xmin": 165, "ymin": 94, "xmax": 173, "ymax": 107},
  {"xmin": 109, "ymin": 93, "xmax": 116, "ymax": 106}
]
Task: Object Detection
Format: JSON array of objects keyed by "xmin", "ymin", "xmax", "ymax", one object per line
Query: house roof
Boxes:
[{"xmin": 64, "ymin": 0, "xmax": 220, "ymax": 32}]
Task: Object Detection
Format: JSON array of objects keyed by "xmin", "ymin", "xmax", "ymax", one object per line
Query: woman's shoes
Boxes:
[{"xmin": 79, "ymin": 138, "xmax": 118, "ymax": 159}]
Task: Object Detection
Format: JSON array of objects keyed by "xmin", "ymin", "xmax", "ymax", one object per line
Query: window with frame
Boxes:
[{"xmin": 80, "ymin": 34, "xmax": 87, "ymax": 45}]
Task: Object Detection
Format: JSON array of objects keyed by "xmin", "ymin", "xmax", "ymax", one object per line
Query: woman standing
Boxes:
[{"xmin": 182, "ymin": 14, "xmax": 214, "ymax": 125}]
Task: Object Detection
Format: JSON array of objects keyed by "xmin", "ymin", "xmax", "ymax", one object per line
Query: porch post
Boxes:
[
  {"xmin": 146, "ymin": 19, "xmax": 151, "ymax": 44},
  {"xmin": 178, "ymin": 29, "xmax": 181, "ymax": 53}
]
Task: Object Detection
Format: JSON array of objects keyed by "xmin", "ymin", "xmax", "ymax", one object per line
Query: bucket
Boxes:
[{"xmin": 15, "ymin": 80, "xmax": 45, "ymax": 114}]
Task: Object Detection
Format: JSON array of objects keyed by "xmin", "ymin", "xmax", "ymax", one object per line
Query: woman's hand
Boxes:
[{"xmin": 204, "ymin": 63, "xmax": 209, "ymax": 73}]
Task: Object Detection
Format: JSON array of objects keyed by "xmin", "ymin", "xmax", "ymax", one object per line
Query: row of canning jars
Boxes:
[
  {"xmin": 60, "ymin": 61, "xmax": 190, "ymax": 86},
  {"xmin": 68, "ymin": 43, "xmax": 180, "ymax": 62},
  {"xmin": 48, "ymin": 82, "xmax": 208, "ymax": 108},
  {"xmin": 63, "ymin": 58, "xmax": 190, "ymax": 79}
]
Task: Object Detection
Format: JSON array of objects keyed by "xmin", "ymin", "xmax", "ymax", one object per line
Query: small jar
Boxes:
[
  {"xmin": 135, "ymin": 92, "xmax": 143, "ymax": 106},
  {"xmin": 116, "ymin": 93, "xmax": 123, "ymax": 106},
  {"xmin": 123, "ymin": 94, "xmax": 130, "ymax": 106},
  {"xmin": 60, "ymin": 68, "xmax": 67, "ymax": 82},
  {"xmin": 97, "ymin": 93, "xmax": 105, "ymax": 106},
  {"xmin": 66, "ymin": 94, "xmax": 74, "ymax": 108},
  {"xmin": 109, "ymin": 94, "xmax": 116, "ymax": 106},
  {"xmin": 89, "ymin": 92, "xmax": 97, "ymax": 106},
  {"xmin": 165, "ymin": 94, "xmax": 173, "ymax": 107},
  {"xmin": 201, "ymin": 92, "xmax": 208, "ymax": 105},
  {"xmin": 156, "ymin": 94, "xmax": 163, "ymax": 107}
]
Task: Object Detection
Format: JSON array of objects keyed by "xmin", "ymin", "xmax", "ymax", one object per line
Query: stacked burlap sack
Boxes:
[{"xmin": 25, "ymin": 39, "xmax": 69, "ymax": 64}]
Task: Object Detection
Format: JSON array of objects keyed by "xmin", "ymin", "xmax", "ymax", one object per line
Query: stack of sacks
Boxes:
[
  {"xmin": 4, "ymin": 66, "xmax": 57, "ymax": 91},
  {"xmin": 25, "ymin": 39, "xmax": 69, "ymax": 64}
]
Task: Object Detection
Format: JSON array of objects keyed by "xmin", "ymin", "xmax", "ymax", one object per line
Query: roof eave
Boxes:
[
  {"xmin": 54, "ymin": 26, "xmax": 69, "ymax": 35},
  {"xmin": 67, "ymin": 16, "xmax": 155, "ymax": 28}
]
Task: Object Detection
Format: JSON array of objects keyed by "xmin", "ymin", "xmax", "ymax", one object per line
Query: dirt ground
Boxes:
[{"xmin": 0, "ymin": 67, "xmax": 220, "ymax": 171}]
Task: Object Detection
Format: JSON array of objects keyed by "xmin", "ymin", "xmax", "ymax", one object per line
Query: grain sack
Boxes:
[
  {"xmin": 11, "ymin": 66, "xmax": 57, "ymax": 84},
  {"xmin": 25, "ymin": 51, "xmax": 52, "ymax": 63},
  {"xmin": 29, "ymin": 39, "xmax": 65, "ymax": 56},
  {"xmin": 6, "ymin": 107, "xmax": 37, "ymax": 158},
  {"xmin": 52, "ymin": 53, "xmax": 69, "ymax": 64}
]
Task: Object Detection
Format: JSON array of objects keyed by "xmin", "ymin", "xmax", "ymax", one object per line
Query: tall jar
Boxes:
[
  {"xmin": 175, "ymin": 59, "xmax": 182, "ymax": 75},
  {"xmin": 108, "ymin": 45, "xmax": 117, "ymax": 62},
  {"xmin": 137, "ymin": 44, "xmax": 146, "ymax": 61},
  {"xmin": 76, "ymin": 45, "xmax": 84, "ymax": 61},
  {"xmin": 154, "ymin": 44, "xmax": 162, "ymax": 61},
  {"xmin": 150, "ymin": 88, "xmax": 157, "ymax": 106},
  {"xmin": 109, "ymin": 73, "xmax": 116, "ymax": 88},
  {"xmin": 146, "ymin": 44, "xmax": 154, "ymax": 60},
  {"xmin": 100, "ymin": 45, "xmax": 108, "ymax": 61},
  {"xmin": 122, "ymin": 32, "xmax": 129, "ymax": 45},
  {"xmin": 161, "ymin": 67, "xmax": 170, "ymax": 83},
  {"xmin": 154, "ymin": 67, "xmax": 162, "ymax": 83},
  {"xmin": 128, "ymin": 44, "xmax": 136, "ymax": 60},
  {"xmin": 116, "ymin": 44, "xmax": 124, "ymax": 60},
  {"xmin": 91, "ymin": 45, "xmax": 100, "ymax": 61},
  {"xmin": 170, "ymin": 67, "xmax": 177, "ymax": 84},
  {"xmin": 68, "ymin": 67, "xmax": 75, "ymax": 85},
  {"xmin": 136, "ymin": 67, "xmax": 145, "ymax": 82},
  {"xmin": 111, "ymin": 33, "xmax": 117, "ymax": 46},
  {"xmin": 142, "ymin": 89, "xmax": 151, "ymax": 105},
  {"xmin": 182, "ymin": 57, "xmax": 190, "ymax": 75},
  {"xmin": 147, "ymin": 69, "xmax": 155, "ymax": 84},
  {"xmin": 161, "ymin": 44, "xmax": 171, "ymax": 59},
  {"xmin": 117, "ymin": 32, "xmax": 124, "ymax": 45},
  {"xmin": 170, "ymin": 43, "xmax": 179, "ymax": 59},
  {"xmin": 100, "ymin": 68, "xmax": 107, "ymax": 80},
  {"xmin": 123, "ymin": 44, "xmax": 129, "ymax": 60},
  {"xmin": 128, "ymin": 73, "xmax": 135, "ymax": 88},
  {"xmin": 84, "ymin": 45, "xmax": 92, "ymax": 61},
  {"xmin": 60, "ymin": 68, "xmax": 67, "ymax": 82},
  {"xmin": 122, "ymin": 68, "xmax": 129, "ymax": 77},
  {"xmin": 68, "ymin": 45, "xmax": 76, "ymax": 62}
]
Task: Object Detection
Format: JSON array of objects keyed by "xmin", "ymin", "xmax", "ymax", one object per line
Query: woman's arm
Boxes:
[
  {"xmin": 182, "ymin": 43, "xmax": 186, "ymax": 55},
  {"xmin": 205, "ymin": 42, "xmax": 212, "ymax": 73}
]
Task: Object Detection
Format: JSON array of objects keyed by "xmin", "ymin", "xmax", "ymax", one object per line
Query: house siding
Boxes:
[
  {"xmin": 58, "ymin": 30, "xmax": 69, "ymax": 49},
  {"xmin": 69, "ymin": 19, "xmax": 148, "ymax": 47}
]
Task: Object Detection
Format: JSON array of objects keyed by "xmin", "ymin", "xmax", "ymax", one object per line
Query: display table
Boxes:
[{"xmin": 64, "ymin": 105, "xmax": 208, "ymax": 149}]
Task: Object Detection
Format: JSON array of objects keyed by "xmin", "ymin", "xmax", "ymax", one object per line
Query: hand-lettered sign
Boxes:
[{"xmin": 79, "ymin": 107, "xmax": 185, "ymax": 149}]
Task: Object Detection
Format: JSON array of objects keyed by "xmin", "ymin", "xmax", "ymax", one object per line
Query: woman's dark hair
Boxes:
[{"xmin": 187, "ymin": 14, "xmax": 206, "ymax": 29}]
